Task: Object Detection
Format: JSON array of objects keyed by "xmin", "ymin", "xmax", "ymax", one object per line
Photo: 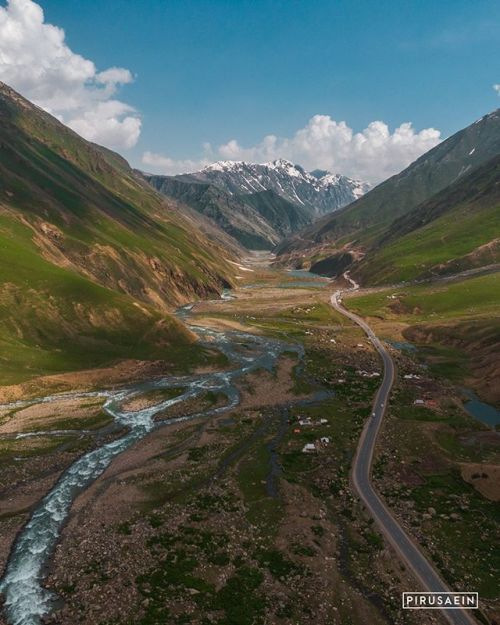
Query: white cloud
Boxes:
[
  {"xmin": 69, "ymin": 101, "xmax": 141, "ymax": 150},
  {"xmin": 142, "ymin": 151, "xmax": 212, "ymax": 175},
  {"xmin": 142, "ymin": 115, "xmax": 441, "ymax": 183},
  {"xmin": 0, "ymin": 0, "xmax": 140, "ymax": 150},
  {"xmin": 494, "ymin": 84, "xmax": 500, "ymax": 95}
]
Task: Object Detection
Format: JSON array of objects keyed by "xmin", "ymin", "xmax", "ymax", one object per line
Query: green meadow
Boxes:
[{"xmin": 348, "ymin": 272, "xmax": 500, "ymax": 322}]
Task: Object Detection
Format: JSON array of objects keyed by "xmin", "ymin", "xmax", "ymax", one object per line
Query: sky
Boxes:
[{"xmin": 0, "ymin": 0, "xmax": 499, "ymax": 183}]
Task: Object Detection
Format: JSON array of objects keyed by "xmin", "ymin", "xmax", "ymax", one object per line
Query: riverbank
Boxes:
[{"xmin": 0, "ymin": 256, "xmax": 497, "ymax": 625}]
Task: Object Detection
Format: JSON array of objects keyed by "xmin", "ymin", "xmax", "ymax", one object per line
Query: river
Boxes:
[{"xmin": 0, "ymin": 302, "xmax": 302, "ymax": 625}]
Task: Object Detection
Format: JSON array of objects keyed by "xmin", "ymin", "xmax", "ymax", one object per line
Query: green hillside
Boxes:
[
  {"xmin": 0, "ymin": 82, "xmax": 235, "ymax": 383},
  {"xmin": 349, "ymin": 272, "xmax": 500, "ymax": 321},
  {"xmin": 354, "ymin": 154, "xmax": 500, "ymax": 284},
  {"xmin": 277, "ymin": 109, "xmax": 500, "ymax": 265}
]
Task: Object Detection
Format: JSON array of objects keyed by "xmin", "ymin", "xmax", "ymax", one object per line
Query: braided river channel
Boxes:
[{"xmin": 0, "ymin": 301, "xmax": 302, "ymax": 625}]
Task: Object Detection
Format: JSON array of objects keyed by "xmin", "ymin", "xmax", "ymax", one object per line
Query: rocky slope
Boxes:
[
  {"xmin": 147, "ymin": 176, "xmax": 311, "ymax": 250},
  {"xmin": 237, "ymin": 189, "xmax": 312, "ymax": 239},
  {"xmin": 0, "ymin": 81, "xmax": 236, "ymax": 383},
  {"xmin": 144, "ymin": 175, "xmax": 310, "ymax": 249}
]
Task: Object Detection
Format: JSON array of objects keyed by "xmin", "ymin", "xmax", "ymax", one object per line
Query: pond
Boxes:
[
  {"xmin": 387, "ymin": 340, "xmax": 417, "ymax": 352},
  {"xmin": 278, "ymin": 269, "xmax": 331, "ymax": 288},
  {"xmin": 463, "ymin": 389, "xmax": 500, "ymax": 428},
  {"xmin": 286, "ymin": 269, "xmax": 330, "ymax": 281}
]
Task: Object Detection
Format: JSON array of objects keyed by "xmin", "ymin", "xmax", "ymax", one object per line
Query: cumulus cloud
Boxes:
[
  {"xmin": 494, "ymin": 84, "xmax": 500, "ymax": 95},
  {"xmin": 0, "ymin": 0, "xmax": 140, "ymax": 150},
  {"xmin": 143, "ymin": 115, "xmax": 441, "ymax": 183}
]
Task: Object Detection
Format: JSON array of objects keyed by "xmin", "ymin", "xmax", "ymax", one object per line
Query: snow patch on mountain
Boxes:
[{"xmin": 181, "ymin": 159, "xmax": 370, "ymax": 215}]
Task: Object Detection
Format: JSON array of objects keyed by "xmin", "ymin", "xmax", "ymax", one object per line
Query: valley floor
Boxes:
[{"xmin": 0, "ymin": 256, "xmax": 498, "ymax": 625}]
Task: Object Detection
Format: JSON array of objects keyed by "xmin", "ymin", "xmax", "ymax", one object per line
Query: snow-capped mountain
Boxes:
[
  {"xmin": 176, "ymin": 159, "xmax": 370, "ymax": 215},
  {"xmin": 144, "ymin": 159, "xmax": 370, "ymax": 250}
]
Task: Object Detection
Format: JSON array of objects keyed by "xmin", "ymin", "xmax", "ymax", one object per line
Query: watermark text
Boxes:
[{"xmin": 402, "ymin": 592, "xmax": 478, "ymax": 610}]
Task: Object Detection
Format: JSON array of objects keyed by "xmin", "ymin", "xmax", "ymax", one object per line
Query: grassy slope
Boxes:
[
  {"xmin": 355, "ymin": 154, "xmax": 500, "ymax": 284},
  {"xmin": 0, "ymin": 89, "xmax": 234, "ymax": 299},
  {"xmin": 357, "ymin": 205, "xmax": 499, "ymax": 284},
  {"xmin": 0, "ymin": 213, "xmax": 201, "ymax": 383},
  {"xmin": 347, "ymin": 273, "xmax": 500, "ymax": 403},
  {"xmin": 348, "ymin": 273, "xmax": 499, "ymax": 321},
  {"xmin": 299, "ymin": 110, "xmax": 500, "ymax": 246},
  {"xmin": 0, "ymin": 82, "xmax": 235, "ymax": 383},
  {"xmin": 276, "ymin": 109, "xmax": 500, "ymax": 277}
]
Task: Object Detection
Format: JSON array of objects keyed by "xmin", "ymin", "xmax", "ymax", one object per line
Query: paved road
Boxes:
[{"xmin": 330, "ymin": 286, "xmax": 478, "ymax": 625}]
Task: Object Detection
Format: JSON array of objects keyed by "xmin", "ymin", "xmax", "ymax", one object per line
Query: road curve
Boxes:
[{"xmin": 330, "ymin": 284, "xmax": 478, "ymax": 625}]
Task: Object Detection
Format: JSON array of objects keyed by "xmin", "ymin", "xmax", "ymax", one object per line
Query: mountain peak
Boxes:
[
  {"xmin": 264, "ymin": 158, "xmax": 308, "ymax": 178},
  {"xmin": 202, "ymin": 160, "xmax": 245, "ymax": 172},
  {"xmin": 166, "ymin": 159, "xmax": 369, "ymax": 215},
  {"xmin": 268, "ymin": 157, "xmax": 295, "ymax": 166},
  {"xmin": 202, "ymin": 158, "xmax": 304, "ymax": 174}
]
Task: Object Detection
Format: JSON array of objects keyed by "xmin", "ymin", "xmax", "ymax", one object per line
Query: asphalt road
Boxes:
[{"xmin": 330, "ymin": 287, "xmax": 478, "ymax": 625}]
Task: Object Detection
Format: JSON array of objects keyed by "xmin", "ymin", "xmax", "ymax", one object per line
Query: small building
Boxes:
[
  {"xmin": 302, "ymin": 443, "xmax": 316, "ymax": 453},
  {"xmin": 358, "ymin": 370, "xmax": 381, "ymax": 378},
  {"xmin": 319, "ymin": 418, "xmax": 328, "ymax": 424},
  {"xmin": 299, "ymin": 418, "xmax": 313, "ymax": 426},
  {"xmin": 320, "ymin": 437, "xmax": 330, "ymax": 445},
  {"xmin": 414, "ymin": 399, "xmax": 425, "ymax": 406}
]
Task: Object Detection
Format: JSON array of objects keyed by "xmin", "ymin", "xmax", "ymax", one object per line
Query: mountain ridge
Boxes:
[
  {"xmin": 352, "ymin": 151, "xmax": 500, "ymax": 284},
  {"xmin": 276, "ymin": 108, "xmax": 500, "ymax": 278},
  {"xmin": 145, "ymin": 159, "xmax": 370, "ymax": 249},
  {"xmin": 0, "ymin": 80, "xmax": 236, "ymax": 383},
  {"xmin": 145, "ymin": 172, "xmax": 312, "ymax": 249},
  {"xmin": 172, "ymin": 158, "xmax": 370, "ymax": 214}
]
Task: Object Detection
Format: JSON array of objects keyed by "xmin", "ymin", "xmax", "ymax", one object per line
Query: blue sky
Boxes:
[{"xmin": 1, "ymin": 0, "xmax": 499, "ymax": 181}]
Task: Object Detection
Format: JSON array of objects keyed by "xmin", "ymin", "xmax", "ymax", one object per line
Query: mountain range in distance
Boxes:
[
  {"xmin": 145, "ymin": 159, "xmax": 370, "ymax": 249},
  {"xmin": 146, "ymin": 104, "xmax": 500, "ymax": 285}
]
